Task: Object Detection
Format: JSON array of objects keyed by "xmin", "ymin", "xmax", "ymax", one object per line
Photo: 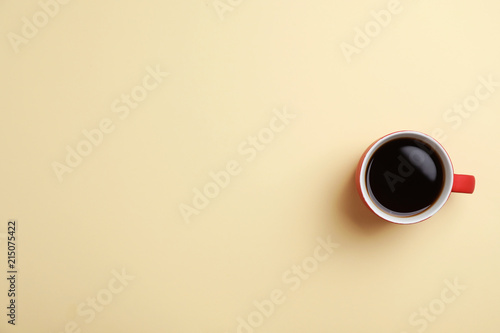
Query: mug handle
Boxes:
[{"xmin": 452, "ymin": 174, "xmax": 475, "ymax": 194}]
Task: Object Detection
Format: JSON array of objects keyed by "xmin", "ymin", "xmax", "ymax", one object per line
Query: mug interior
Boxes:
[{"xmin": 359, "ymin": 131, "xmax": 454, "ymax": 224}]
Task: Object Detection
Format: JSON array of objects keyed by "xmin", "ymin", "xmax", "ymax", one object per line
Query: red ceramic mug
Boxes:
[{"xmin": 356, "ymin": 131, "xmax": 475, "ymax": 224}]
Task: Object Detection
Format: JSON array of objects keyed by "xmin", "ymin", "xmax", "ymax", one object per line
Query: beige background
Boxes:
[{"xmin": 1, "ymin": 0, "xmax": 500, "ymax": 332}]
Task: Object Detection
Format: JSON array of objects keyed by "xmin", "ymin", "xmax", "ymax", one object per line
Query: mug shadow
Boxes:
[{"xmin": 333, "ymin": 170, "xmax": 391, "ymax": 236}]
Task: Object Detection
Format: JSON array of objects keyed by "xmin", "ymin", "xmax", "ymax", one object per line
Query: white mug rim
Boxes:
[{"xmin": 359, "ymin": 131, "xmax": 454, "ymax": 224}]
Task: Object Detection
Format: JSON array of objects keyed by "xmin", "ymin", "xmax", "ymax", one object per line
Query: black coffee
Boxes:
[{"xmin": 366, "ymin": 138, "xmax": 444, "ymax": 216}]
